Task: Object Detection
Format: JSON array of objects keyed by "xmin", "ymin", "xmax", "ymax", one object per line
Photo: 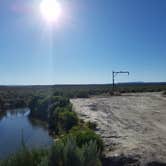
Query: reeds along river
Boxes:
[{"xmin": 0, "ymin": 108, "xmax": 53, "ymax": 159}]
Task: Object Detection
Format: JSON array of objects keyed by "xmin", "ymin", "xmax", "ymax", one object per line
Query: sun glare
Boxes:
[{"xmin": 40, "ymin": 0, "xmax": 62, "ymax": 23}]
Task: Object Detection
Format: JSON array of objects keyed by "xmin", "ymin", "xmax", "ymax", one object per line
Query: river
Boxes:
[{"xmin": 0, "ymin": 108, "xmax": 53, "ymax": 159}]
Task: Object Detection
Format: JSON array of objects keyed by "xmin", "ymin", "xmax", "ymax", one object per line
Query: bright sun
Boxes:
[{"xmin": 40, "ymin": 0, "xmax": 62, "ymax": 22}]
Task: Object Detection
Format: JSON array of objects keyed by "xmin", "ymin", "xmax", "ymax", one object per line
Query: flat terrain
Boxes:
[{"xmin": 71, "ymin": 92, "xmax": 166, "ymax": 163}]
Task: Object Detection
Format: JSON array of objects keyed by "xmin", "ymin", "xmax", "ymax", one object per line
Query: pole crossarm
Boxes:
[{"xmin": 113, "ymin": 71, "xmax": 129, "ymax": 77}]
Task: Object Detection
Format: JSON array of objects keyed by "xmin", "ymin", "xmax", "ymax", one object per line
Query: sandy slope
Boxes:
[{"xmin": 71, "ymin": 92, "xmax": 166, "ymax": 163}]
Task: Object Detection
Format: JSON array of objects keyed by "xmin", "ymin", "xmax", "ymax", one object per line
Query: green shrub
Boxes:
[
  {"xmin": 49, "ymin": 140, "xmax": 64, "ymax": 166},
  {"xmin": 67, "ymin": 127, "xmax": 103, "ymax": 153},
  {"xmin": 49, "ymin": 136, "xmax": 102, "ymax": 166},
  {"xmin": 29, "ymin": 96, "xmax": 71, "ymax": 122},
  {"xmin": 0, "ymin": 137, "xmax": 102, "ymax": 166},
  {"xmin": 0, "ymin": 148, "xmax": 48, "ymax": 166},
  {"xmin": 37, "ymin": 156, "xmax": 49, "ymax": 166},
  {"xmin": 76, "ymin": 91, "xmax": 89, "ymax": 98},
  {"xmin": 0, "ymin": 96, "xmax": 5, "ymax": 110},
  {"xmin": 81, "ymin": 140, "xmax": 102, "ymax": 166},
  {"xmin": 58, "ymin": 111, "xmax": 78, "ymax": 132},
  {"xmin": 48, "ymin": 104, "xmax": 78, "ymax": 135},
  {"xmin": 14, "ymin": 99, "xmax": 27, "ymax": 108}
]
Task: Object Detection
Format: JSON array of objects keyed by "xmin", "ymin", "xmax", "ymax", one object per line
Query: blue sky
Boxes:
[{"xmin": 0, "ymin": 0, "xmax": 166, "ymax": 85}]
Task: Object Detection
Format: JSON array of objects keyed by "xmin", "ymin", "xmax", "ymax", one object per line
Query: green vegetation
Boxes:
[
  {"xmin": 29, "ymin": 95, "xmax": 78, "ymax": 135},
  {"xmin": 58, "ymin": 111, "xmax": 78, "ymax": 133},
  {"xmin": 1, "ymin": 83, "xmax": 166, "ymax": 165},
  {"xmin": 0, "ymin": 82, "xmax": 166, "ymax": 111},
  {"xmin": 0, "ymin": 136, "xmax": 101, "ymax": 166},
  {"xmin": 0, "ymin": 148, "xmax": 48, "ymax": 166},
  {"xmin": 67, "ymin": 126, "xmax": 103, "ymax": 153},
  {"xmin": 0, "ymin": 93, "xmax": 103, "ymax": 165},
  {"xmin": 49, "ymin": 136, "xmax": 102, "ymax": 166}
]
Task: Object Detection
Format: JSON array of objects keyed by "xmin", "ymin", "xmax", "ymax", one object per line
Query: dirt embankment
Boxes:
[{"xmin": 71, "ymin": 92, "xmax": 166, "ymax": 165}]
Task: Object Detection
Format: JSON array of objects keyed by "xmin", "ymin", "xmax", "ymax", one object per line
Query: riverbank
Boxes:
[{"xmin": 0, "ymin": 95, "xmax": 104, "ymax": 166}]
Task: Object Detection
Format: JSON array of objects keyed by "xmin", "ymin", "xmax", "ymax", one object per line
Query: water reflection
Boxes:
[
  {"xmin": 0, "ymin": 108, "xmax": 53, "ymax": 159},
  {"xmin": 0, "ymin": 111, "xmax": 6, "ymax": 121}
]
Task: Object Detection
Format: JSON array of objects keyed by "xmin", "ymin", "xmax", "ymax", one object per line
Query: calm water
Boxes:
[{"xmin": 0, "ymin": 108, "xmax": 53, "ymax": 159}]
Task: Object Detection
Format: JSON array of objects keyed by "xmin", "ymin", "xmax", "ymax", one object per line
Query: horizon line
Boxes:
[{"xmin": 0, "ymin": 81, "xmax": 166, "ymax": 86}]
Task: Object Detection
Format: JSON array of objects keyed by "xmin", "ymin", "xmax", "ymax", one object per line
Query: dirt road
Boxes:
[{"xmin": 71, "ymin": 92, "xmax": 166, "ymax": 164}]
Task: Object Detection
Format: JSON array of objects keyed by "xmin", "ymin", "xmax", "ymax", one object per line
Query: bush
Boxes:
[
  {"xmin": 0, "ymin": 137, "xmax": 102, "ymax": 166},
  {"xmin": 48, "ymin": 105, "xmax": 78, "ymax": 135},
  {"xmin": 75, "ymin": 91, "xmax": 89, "ymax": 98},
  {"xmin": 67, "ymin": 127, "xmax": 103, "ymax": 153},
  {"xmin": 58, "ymin": 111, "xmax": 78, "ymax": 132},
  {"xmin": 29, "ymin": 96, "xmax": 70, "ymax": 122},
  {"xmin": 0, "ymin": 96, "xmax": 5, "ymax": 110},
  {"xmin": 0, "ymin": 148, "xmax": 48, "ymax": 166},
  {"xmin": 14, "ymin": 99, "xmax": 27, "ymax": 108},
  {"xmin": 49, "ymin": 136, "xmax": 102, "ymax": 166},
  {"xmin": 81, "ymin": 140, "xmax": 102, "ymax": 166},
  {"xmin": 49, "ymin": 137, "xmax": 82, "ymax": 166}
]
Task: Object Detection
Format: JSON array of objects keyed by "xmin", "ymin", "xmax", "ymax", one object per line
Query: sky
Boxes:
[{"xmin": 0, "ymin": 0, "xmax": 166, "ymax": 85}]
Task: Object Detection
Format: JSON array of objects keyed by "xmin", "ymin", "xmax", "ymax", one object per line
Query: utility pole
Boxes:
[{"xmin": 112, "ymin": 71, "xmax": 130, "ymax": 93}]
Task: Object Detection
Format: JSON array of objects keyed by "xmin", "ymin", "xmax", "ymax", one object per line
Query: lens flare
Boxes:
[{"xmin": 40, "ymin": 0, "xmax": 62, "ymax": 22}]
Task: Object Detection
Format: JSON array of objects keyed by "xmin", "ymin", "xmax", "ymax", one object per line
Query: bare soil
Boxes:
[{"xmin": 71, "ymin": 92, "xmax": 166, "ymax": 164}]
